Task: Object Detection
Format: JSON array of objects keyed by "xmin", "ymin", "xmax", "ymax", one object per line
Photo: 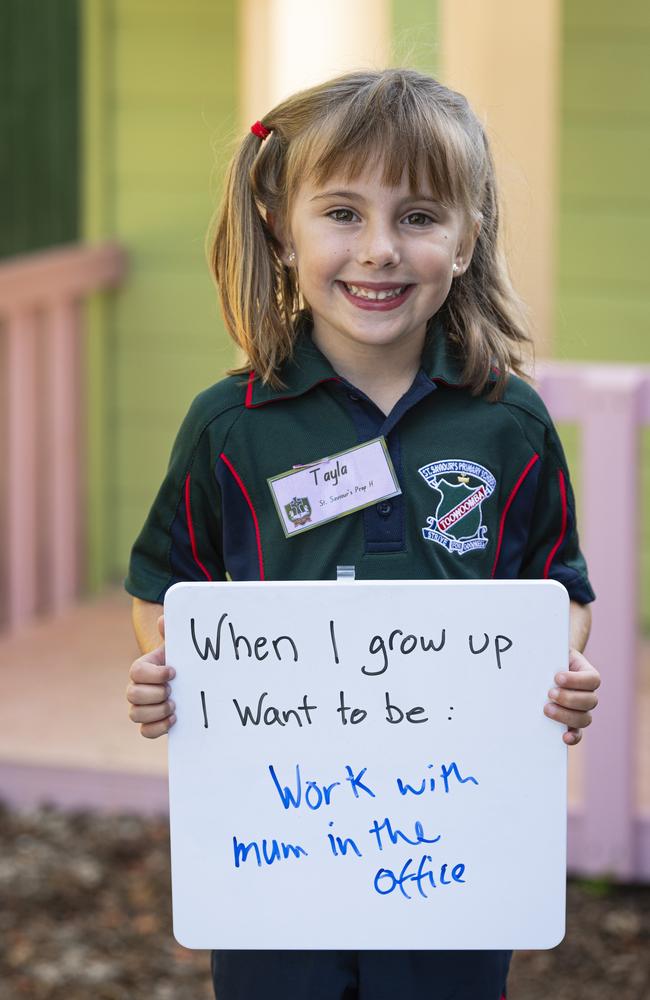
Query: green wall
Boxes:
[
  {"xmin": 557, "ymin": 0, "xmax": 650, "ymax": 360},
  {"xmin": 83, "ymin": 0, "xmax": 238, "ymax": 582},
  {"xmin": 558, "ymin": 0, "xmax": 650, "ymax": 626},
  {"xmin": 391, "ymin": 0, "xmax": 438, "ymax": 73},
  {"xmin": 1, "ymin": 0, "xmax": 79, "ymax": 257}
]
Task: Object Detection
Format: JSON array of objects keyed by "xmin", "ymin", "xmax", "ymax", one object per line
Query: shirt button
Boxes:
[{"xmin": 377, "ymin": 501, "xmax": 393, "ymax": 517}]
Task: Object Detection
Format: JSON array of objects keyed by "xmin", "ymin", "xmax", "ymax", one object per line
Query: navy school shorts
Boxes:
[{"xmin": 211, "ymin": 949, "xmax": 512, "ymax": 999}]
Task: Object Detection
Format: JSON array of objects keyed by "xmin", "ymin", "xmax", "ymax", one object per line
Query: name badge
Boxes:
[{"xmin": 268, "ymin": 437, "xmax": 402, "ymax": 537}]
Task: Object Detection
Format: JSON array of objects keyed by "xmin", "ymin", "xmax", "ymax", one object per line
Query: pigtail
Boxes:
[{"xmin": 207, "ymin": 127, "xmax": 299, "ymax": 386}]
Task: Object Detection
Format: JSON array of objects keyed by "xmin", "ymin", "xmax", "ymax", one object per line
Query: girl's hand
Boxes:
[
  {"xmin": 126, "ymin": 615, "xmax": 177, "ymax": 739},
  {"xmin": 544, "ymin": 648, "xmax": 600, "ymax": 746}
]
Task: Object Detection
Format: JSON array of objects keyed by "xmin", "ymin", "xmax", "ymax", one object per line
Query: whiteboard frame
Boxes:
[{"xmin": 165, "ymin": 579, "xmax": 569, "ymax": 951}]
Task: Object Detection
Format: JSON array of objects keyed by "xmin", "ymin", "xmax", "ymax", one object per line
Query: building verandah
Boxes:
[{"xmin": 1, "ymin": 0, "xmax": 649, "ymax": 880}]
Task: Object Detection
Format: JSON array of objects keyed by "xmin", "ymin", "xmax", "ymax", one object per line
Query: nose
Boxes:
[{"xmin": 355, "ymin": 220, "xmax": 400, "ymax": 268}]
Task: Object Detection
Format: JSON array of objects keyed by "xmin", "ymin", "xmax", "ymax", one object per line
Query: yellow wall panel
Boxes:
[
  {"xmin": 562, "ymin": 37, "xmax": 650, "ymax": 119},
  {"xmin": 559, "ymin": 211, "xmax": 650, "ymax": 291},
  {"xmin": 564, "ymin": 0, "xmax": 650, "ymax": 32},
  {"xmin": 560, "ymin": 124, "xmax": 650, "ymax": 207},
  {"xmin": 558, "ymin": 0, "xmax": 650, "ymax": 353},
  {"xmin": 555, "ymin": 293, "xmax": 650, "ymax": 360},
  {"xmin": 113, "ymin": 273, "xmax": 224, "ymax": 345}
]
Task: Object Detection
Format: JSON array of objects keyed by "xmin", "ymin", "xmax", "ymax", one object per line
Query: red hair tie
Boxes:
[{"xmin": 251, "ymin": 121, "xmax": 271, "ymax": 140}]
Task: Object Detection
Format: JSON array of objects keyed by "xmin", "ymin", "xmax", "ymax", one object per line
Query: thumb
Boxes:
[
  {"xmin": 146, "ymin": 640, "xmax": 166, "ymax": 665},
  {"xmin": 157, "ymin": 614, "xmax": 165, "ymax": 639},
  {"xmin": 568, "ymin": 647, "xmax": 589, "ymax": 671}
]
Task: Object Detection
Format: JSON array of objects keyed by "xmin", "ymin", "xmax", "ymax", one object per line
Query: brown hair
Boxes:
[{"xmin": 207, "ymin": 68, "xmax": 533, "ymax": 398}]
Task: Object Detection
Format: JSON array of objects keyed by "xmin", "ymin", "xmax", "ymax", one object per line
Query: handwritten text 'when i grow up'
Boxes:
[{"xmin": 189, "ymin": 612, "xmax": 514, "ymax": 730}]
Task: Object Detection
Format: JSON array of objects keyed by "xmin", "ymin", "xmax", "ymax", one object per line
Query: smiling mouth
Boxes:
[
  {"xmin": 341, "ymin": 282, "xmax": 410, "ymax": 301},
  {"xmin": 337, "ymin": 281, "xmax": 414, "ymax": 311}
]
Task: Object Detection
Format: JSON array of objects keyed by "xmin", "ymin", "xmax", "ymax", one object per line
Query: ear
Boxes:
[
  {"xmin": 453, "ymin": 216, "xmax": 482, "ymax": 277},
  {"xmin": 266, "ymin": 210, "xmax": 293, "ymax": 264}
]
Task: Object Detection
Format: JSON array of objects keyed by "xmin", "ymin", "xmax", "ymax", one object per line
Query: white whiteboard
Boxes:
[{"xmin": 165, "ymin": 580, "xmax": 568, "ymax": 950}]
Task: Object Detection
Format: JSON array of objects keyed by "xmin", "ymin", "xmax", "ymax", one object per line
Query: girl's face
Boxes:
[{"xmin": 285, "ymin": 162, "xmax": 473, "ymax": 366}]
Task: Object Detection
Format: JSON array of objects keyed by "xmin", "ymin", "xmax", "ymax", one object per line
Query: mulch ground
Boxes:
[{"xmin": 0, "ymin": 803, "xmax": 648, "ymax": 999}]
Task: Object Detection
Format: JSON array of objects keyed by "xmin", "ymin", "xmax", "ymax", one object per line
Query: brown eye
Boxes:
[
  {"xmin": 327, "ymin": 209, "xmax": 357, "ymax": 223},
  {"xmin": 404, "ymin": 212, "xmax": 434, "ymax": 226}
]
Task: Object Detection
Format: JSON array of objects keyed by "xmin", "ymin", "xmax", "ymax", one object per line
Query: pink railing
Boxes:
[
  {"xmin": 537, "ymin": 363, "xmax": 650, "ymax": 881},
  {"xmin": 0, "ymin": 243, "xmax": 127, "ymax": 630}
]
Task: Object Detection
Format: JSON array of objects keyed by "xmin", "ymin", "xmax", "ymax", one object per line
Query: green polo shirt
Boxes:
[{"xmin": 126, "ymin": 319, "xmax": 594, "ymax": 605}]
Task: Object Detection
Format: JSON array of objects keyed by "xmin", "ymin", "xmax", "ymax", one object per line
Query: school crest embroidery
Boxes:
[
  {"xmin": 418, "ymin": 459, "xmax": 496, "ymax": 554},
  {"xmin": 284, "ymin": 496, "xmax": 312, "ymax": 527}
]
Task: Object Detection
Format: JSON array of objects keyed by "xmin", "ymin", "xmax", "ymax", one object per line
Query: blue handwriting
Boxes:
[
  {"xmin": 396, "ymin": 761, "xmax": 479, "ymax": 796},
  {"xmin": 368, "ymin": 817, "xmax": 441, "ymax": 852},
  {"xmin": 268, "ymin": 764, "xmax": 375, "ymax": 811},
  {"xmin": 374, "ymin": 855, "xmax": 466, "ymax": 899},
  {"xmin": 233, "ymin": 835, "xmax": 308, "ymax": 868}
]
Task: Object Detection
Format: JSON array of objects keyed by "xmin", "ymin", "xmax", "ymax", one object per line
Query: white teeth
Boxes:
[{"xmin": 344, "ymin": 283, "xmax": 406, "ymax": 301}]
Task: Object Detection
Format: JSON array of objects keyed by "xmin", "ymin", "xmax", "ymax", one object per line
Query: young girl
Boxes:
[{"xmin": 125, "ymin": 68, "xmax": 600, "ymax": 1000}]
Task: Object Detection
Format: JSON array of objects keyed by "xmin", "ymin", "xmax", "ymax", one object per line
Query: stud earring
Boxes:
[
  {"xmin": 452, "ymin": 263, "xmax": 460, "ymax": 274},
  {"xmin": 287, "ymin": 251, "xmax": 296, "ymax": 264}
]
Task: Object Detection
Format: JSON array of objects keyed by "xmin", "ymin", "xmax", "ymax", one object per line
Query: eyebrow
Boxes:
[{"xmin": 310, "ymin": 189, "xmax": 440, "ymax": 205}]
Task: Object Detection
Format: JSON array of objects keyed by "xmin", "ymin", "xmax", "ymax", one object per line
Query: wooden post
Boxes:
[
  {"xmin": 46, "ymin": 300, "xmax": 82, "ymax": 611},
  {"xmin": 579, "ymin": 370, "xmax": 644, "ymax": 878},
  {"xmin": 0, "ymin": 242, "xmax": 126, "ymax": 629},
  {"xmin": 6, "ymin": 311, "xmax": 38, "ymax": 626},
  {"xmin": 439, "ymin": 0, "xmax": 560, "ymax": 355},
  {"xmin": 240, "ymin": 0, "xmax": 390, "ymax": 123}
]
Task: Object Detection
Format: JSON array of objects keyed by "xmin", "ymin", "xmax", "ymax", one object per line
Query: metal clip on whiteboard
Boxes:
[{"xmin": 336, "ymin": 565, "xmax": 356, "ymax": 581}]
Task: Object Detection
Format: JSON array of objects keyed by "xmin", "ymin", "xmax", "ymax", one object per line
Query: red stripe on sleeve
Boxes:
[
  {"xmin": 543, "ymin": 468, "xmax": 568, "ymax": 578},
  {"xmin": 491, "ymin": 454, "xmax": 540, "ymax": 577},
  {"xmin": 184, "ymin": 474, "xmax": 213, "ymax": 581},
  {"xmin": 220, "ymin": 453, "xmax": 265, "ymax": 580}
]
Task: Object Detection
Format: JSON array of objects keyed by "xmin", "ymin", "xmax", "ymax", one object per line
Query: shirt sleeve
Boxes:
[
  {"xmin": 125, "ymin": 398, "xmax": 226, "ymax": 603},
  {"xmin": 519, "ymin": 420, "xmax": 595, "ymax": 604}
]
